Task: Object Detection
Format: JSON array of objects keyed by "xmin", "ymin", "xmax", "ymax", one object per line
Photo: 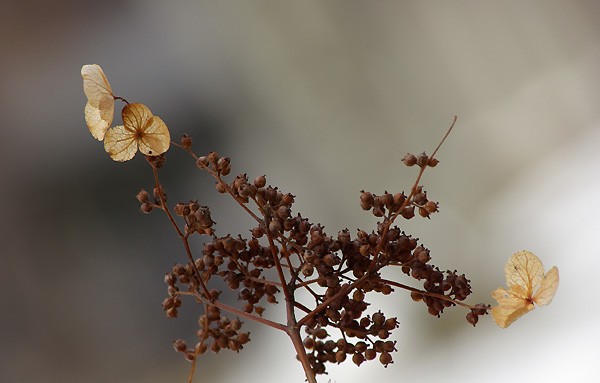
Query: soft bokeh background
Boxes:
[{"xmin": 2, "ymin": 1, "xmax": 599, "ymax": 382}]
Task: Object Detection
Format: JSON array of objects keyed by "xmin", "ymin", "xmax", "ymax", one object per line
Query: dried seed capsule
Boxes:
[
  {"xmin": 181, "ymin": 134, "xmax": 193, "ymax": 149},
  {"xmin": 379, "ymin": 351, "xmax": 393, "ymax": 366},
  {"xmin": 354, "ymin": 341, "xmax": 367, "ymax": 353},
  {"xmin": 140, "ymin": 203, "xmax": 153, "ymax": 213},
  {"xmin": 217, "ymin": 157, "xmax": 231, "ymax": 175},
  {"xmin": 254, "ymin": 175, "xmax": 266, "ymax": 188},
  {"xmin": 410, "ymin": 291, "xmax": 423, "ymax": 302},
  {"xmin": 424, "ymin": 201, "xmax": 439, "ymax": 213},
  {"xmin": 173, "ymin": 339, "xmax": 187, "ymax": 353},
  {"xmin": 365, "ymin": 348, "xmax": 377, "ymax": 360},
  {"xmin": 352, "ymin": 353, "xmax": 365, "ymax": 366},
  {"xmin": 207, "ymin": 151, "xmax": 220, "ymax": 164},
  {"xmin": 466, "ymin": 311, "xmax": 479, "ymax": 326},
  {"xmin": 416, "ymin": 152, "xmax": 429, "ymax": 167},
  {"xmin": 360, "ymin": 191, "xmax": 375, "ymax": 210},
  {"xmin": 400, "ymin": 206, "xmax": 415, "ymax": 219},
  {"xmin": 196, "ymin": 156, "xmax": 209, "ymax": 168},
  {"xmin": 136, "ymin": 189, "xmax": 150, "ymax": 203},
  {"xmin": 402, "ymin": 153, "xmax": 417, "ymax": 166},
  {"xmin": 371, "ymin": 312, "xmax": 384, "ymax": 326}
]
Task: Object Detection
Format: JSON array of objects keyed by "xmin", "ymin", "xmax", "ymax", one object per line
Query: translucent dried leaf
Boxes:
[
  {"xmin": 104, "ymin": 103, "xmax": 170, "ymax": 162},
  {"xmin": 82, "ymin": 64, "xmax": 114, "ymax": 141},
  {"xmin": 491, "ymin": 250, "xmax": 559, "ymax": 328}
]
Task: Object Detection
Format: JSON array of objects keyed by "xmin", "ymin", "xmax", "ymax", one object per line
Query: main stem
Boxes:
[{"xmin": 288, "ymin": 326, "xmax": 317, "ymax": 383}]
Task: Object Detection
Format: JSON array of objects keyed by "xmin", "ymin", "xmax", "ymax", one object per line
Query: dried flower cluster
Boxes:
[
  {"xmin": 82, "ymin": 64, "xmax": 559, "ymax": 383},
  {"xmin": 137, "ymin": 134, "xmax": 494, "ymax": 381}
]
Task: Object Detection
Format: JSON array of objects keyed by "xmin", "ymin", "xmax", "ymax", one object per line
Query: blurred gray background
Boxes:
[{"xmin": 2, "ymin": 1, "xmax": 599, "ymax": 382}]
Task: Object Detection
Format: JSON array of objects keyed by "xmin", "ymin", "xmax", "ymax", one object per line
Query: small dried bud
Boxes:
[
  {"xmin": 196, "ymin": 156, "xmax": 209, "ymax": 169},
  {"xmin": 254, "ymin": 175, "xmax": 266, "ymax": 188},
  {"xmin": 372, "ymin": 312, "xmax": 385, "ymax": 326},
  {"xmin": 352, "ymin": 352, "xmax": 365, "ymax": 366},
  {"xmin": 217, "ymin": 157, "xmax": 231, "ymax": 176},
  {"xmin": 146, "ymin": 153, "xmax": 166, "ymax": 168},
  {"xmin": 410, "ymin": 291, "xmax": 423, "ymax": 302},
  {"xmin": 207, "ymin": 151, "xmax": 220, "ymax": 165},
  {"xmin": 416, "ymin": 249, "xmax": 431, "ymax": 263},
  {"xmin": 360, "ymin": 191, "xmax": 375, "ymax": 210},
  {"xmin": 466, "ymin": 311, "xmax": 479, "ymax": 326},
  {"xmin": 322, "ymin": 253, "xmax": 339, "ymax": 267},
  {"xmin": 184, "ymin": 350, "xmax": 196, "ymax": 361},
  {"xmin": 162, "ymin": 297, "xmax": 175, "ymax": 310},
  {"xmin": 136, "ymin": 189, "xmax": 150, "ymax": 203},
  {"xmin": 304, "ymin": 337, "xmax": 316, "ymax": 349},
  {"xmin": 472, "ymin": 303, "xmax": 489, "ymax": 316},
  {"xmin": 424, "ymin": 201, "xmax": 439, "ymax": 213},
  {"xmin": 251, "ymin": 226, "xmax": 265, "ymax": 238},
  {"xmin": 378, "ymin": 329, "xmax": 390, "ymax": 339},
  {"xmin": 196, "ymin": 342, "xmax": 208, "ymax": 355},
  {"xmin": 301, "ymin": 263, "xmax": 314, "ymax": 277},
  {"xmin": 365, "ymin": 348, "xmax": 377, "ymax": 360},
  {"xmin": 276, "ymin": 206, "xmax": 290, "ymax": 220},
  {"xmin": 400, "ymin": 206, "xmax": 415, "ymax": 219},
  {"xmin": 167, "ymin": 307, "xmax": 178, "ymax": 318},
  {"xmin": 164, "ymin": 273, "xmax": 176, "ymax": 285},
  {"xmin": 381, "ymin": 192, "xmax": 393, "ymax": 208},
  {"xmin": 353, "ymin": 289, "xmax": 365, "ymax": 302},
  {"xmin": 384, "ymin": 318, "xmax": 398, "ymax": 330},
  {"xmin": 281, "ymin": 193, "xmax": 294, "ymax": 206},
  {"xmin": 174, "ymin": 203, "xmax": 188, "ymax": 216},
  {"xmin": 392, "ymin": 193, "xmax": 406, "ymax": 209},
  {"xmin": 153, "ymin": 185, "xmax": 166, "ymax": 202},
  {"xmin": 354, "ymin": 341, "xmax": 368, "ymax": 353},
  {"xmin": 268, "ymin": 219, "xmax": 282, "ymax": 233},
  {"xmin": 402, "ymin": 153, "xmax": 417, "ymax": 166},
  {"xmin": 380, "ymin": 284, "xmax": 392, "ymax": 295},
  {"xmin": 180, "ymin": 134, "xmax": 193, "ymax": 149},
  {"xmin": 173, "ymin": 264, "xmax": 187, "ymax": 275},
  {"xmin": 427, "ymin": 157, "xmax": 439, "ymax": 167},
  {"xmin": 206, "ymin": 305, "xmax": 221, "ymax": 321},
  {"xmin": 215, "ymin": 181, "xmax": 227, "ymax": 193},
  {"xmin": 413, "ymin": 192, "xmax": 427, "ymax": 205},
  {"xmin": 237, "ymin": 332, "xmax": 250, "ymax": 344},
  {"xmin": 379, "ymin": 351, "xmax": 393, "ymax": 366},
  {"xmin": 140, "ymin": 203, "xmax": 153, "ymax": 214},
  {"xmin": 210, "ymin": 342, "xmax": 221, "ymax": 354},
  {"xmin": 173, "ymin": 339, "xmax": 187, "ymax": 353},
  {"xmin": 416, "ymin": 152, "xmax": 429, "ymax": 167},
  {"xmin": 372, "ymin": 206, "xmax": 385, "ymax": 217}
]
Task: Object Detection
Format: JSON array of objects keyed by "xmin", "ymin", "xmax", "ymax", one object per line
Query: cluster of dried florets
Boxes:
[
  {"xmin": 303, "ymin": 311, "xmax": 398, "ymax": 374},
  {"xmin": 134, "ymin": 132, "xmax": 489, "ymax": 381},
  {"xmin": 83, "ymin": 66, "xmax": 559, "ymax": 383}
]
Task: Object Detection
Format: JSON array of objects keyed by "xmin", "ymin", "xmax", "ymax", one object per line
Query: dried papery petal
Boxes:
[
  {"xmin": 104, "ymin": 103, "xmax": 170, "ymax": 162},
  {"xmin": 491, "ymin": 251, "xmax": 559, "ymax": 328},
  {"xmin": 82, "ymin": 64, "xmax": 114, "ymax": 140}
]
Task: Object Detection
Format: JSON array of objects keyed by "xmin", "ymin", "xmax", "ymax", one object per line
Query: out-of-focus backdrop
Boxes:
[{"xmin": 2, "ymin": 1, "xmax": 599, "ymax": 382}]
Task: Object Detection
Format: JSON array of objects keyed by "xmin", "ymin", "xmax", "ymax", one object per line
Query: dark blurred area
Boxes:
[{"xmin": 2, "ymin": 1, "xmax": 600, "ymax": 382}]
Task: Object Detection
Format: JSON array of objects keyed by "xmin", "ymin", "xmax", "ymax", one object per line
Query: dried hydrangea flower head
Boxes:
[
  {"xmin": 104, "ymin": 103, "xmax": 170, "ymax": 161},
  {"xmin": 491, "ymin": 250, "xmax": 559, "ymax": 328},
  {"xmin": 81, "ymin": 64, "xmax": 114, "ymax": 141},
  {"xmin": 82, "ymin": 64, "xmax": 170, "ymax": 161}
]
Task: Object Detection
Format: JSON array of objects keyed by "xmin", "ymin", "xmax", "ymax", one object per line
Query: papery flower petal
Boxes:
[
  {"xmin": 104, "ymin": 125, "xmax": 137, "ymax": 162},
  {"xmin": 491, "ymin": 251, "xmax": 558, "ymax": 328},
  {"xmin": 104, "ymin": 103, "xmax": 170, "ymax": 162},
  {"xmin": 82, "ymin": 64, "xmax": 114, "ymax": 140}
]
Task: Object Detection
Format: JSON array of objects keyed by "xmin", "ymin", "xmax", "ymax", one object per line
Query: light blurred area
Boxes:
[{"xmin": 1, "ymin": 1, "xmax": 599, "ymax": 382}]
